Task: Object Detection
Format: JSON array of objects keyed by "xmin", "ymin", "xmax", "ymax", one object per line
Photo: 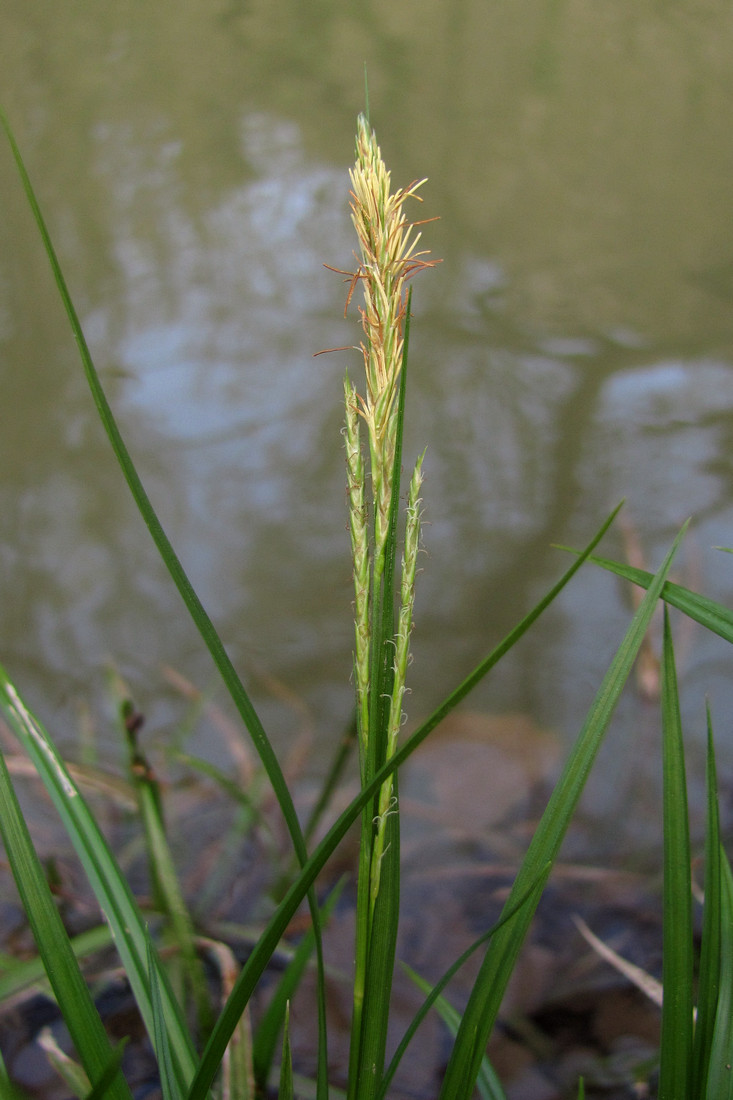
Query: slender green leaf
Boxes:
[
  {"xmin": 0, "ymin": 746, "xmax": 132, "ymax": 1100},
  {"xmin": 187, "ymin": 505, "xmax": 626, "ymax": 1100},
  {"xmin": 403, "ymin": 966, "xmax": 506, "ymax": 1100},
  {"xmin": 658, "ymin": 608, "xmax": 693, "ymax": 1099},
  {"xmin": 0, "ymin": 668, "xmax": 197, "ymax": 1096},
  {"xmin": 381, "ymin": 864, "xmax": 551, "ymax": 1100},
  {"xmin": 354, "ymin": 807, "xmax": 400, "ymax": 1099},
  {"xmin": 84, "ymin": 1044, "xmax": 129, "ymax": 1100},
  {"xmin": 127, "ymin": 727, "xmax": 212, "ymax": 1038},
  {"xmin": 253, "ymin": 879, "xmax": 345, "ymax": 1089},
  {"xmin": 692, "ymin": 705, "xmax": 722, "ymax": 1096},
  {"xmin": 437, "ymin": 523, "xmax": 688, "ymax": 1100},
  {"xmin": 278, "ymin": 1004, "xmax": 294, "ymax": 1100},
  {"xmin": 149, "ymin": 940, "xmax": 183, "ymax": 1100},
  {"xmin": 705, "ymin": 849, "xmax": 733, "ymax": 1099},
  {"xmin": 565, "ymin": 553, "xmax": 733, "ymax": 644}
]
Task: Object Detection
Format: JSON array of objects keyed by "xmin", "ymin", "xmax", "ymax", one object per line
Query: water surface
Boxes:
[{"xmin": 2, "ymin": 0, "xmax": 733, "ymax": 852}]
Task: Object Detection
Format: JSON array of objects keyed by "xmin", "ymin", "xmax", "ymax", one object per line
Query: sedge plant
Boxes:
[
  {"xmin": 1, "ymin": 100, "xmax": 733, "ymax": 1100},
  {"xmin": 340, "ymin": 113, "xmax": 436, "ymax": 1096}
]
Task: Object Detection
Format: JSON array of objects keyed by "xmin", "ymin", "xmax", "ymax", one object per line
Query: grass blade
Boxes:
[
  {"xmin": 84, "ymin": 1044, "xmax": 129, "ymax": 1100},
  {"xmin": 566, "ymin": 554, "xmax": 733, "ymax": 644},
  {"xmin": 437, "ymin": 522, "xmax": 688, "ymax": 1100},
  {"xmin": 149, "ymin": 940, "xmax": 183, "ymax": 1100},
  {"xmin": 705, "ymin": 849, "xmax": 733, "ymax": 1099},
  {"xmin": 692, "ymin": 705, "xmax": 722, "ymax": 1096},
  {"xmin": 252, "ymin": 879, "xmax": 344, "ymax": 1090},
  {"xmin": 658, "ymin": 607, "xmax": 693, "ymax": 1098},
  {"xmin": 384, "ymin": 866, "xmax": 551, "ymax": 1100},
  {"xmin": 0, "ymin": 667, "xmax": 198, "ymax": 1096},
  {"xmin": 278, "ymin": 1004, "xmax": 294, "ymax": 1100},
  {"xmin": 402, "ymin": 966, "xmax": 506, "ymax": 1100},
  {"xmin": 0, "ymin": 745, "xmax": 132, "ymax": 1100},
  {"xmin": 125, "ymin": 717, "xmax": 213, "ymax": 1038}
]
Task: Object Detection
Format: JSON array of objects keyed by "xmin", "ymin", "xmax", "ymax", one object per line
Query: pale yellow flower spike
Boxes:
[
  {"xmin": 348, "ymin": 114, "xmax": 433, "ymax": 569},
  {"xmin": 341, "ymin": 114, "xmax": 437, "ymax": 905}
]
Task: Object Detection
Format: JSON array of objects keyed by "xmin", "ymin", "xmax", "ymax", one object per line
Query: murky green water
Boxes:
[{"xmin": 2, "ymin": 0, "xmax": 733, "ymax": 847}]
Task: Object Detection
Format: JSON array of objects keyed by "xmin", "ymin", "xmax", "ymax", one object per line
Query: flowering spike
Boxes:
[{"xmin": 338, "ymin": 116, "xmax": 436, "ymax": 906}]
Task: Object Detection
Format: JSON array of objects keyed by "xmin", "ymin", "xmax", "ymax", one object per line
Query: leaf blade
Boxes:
[
  {"xmin": 658, "ymin": 608, "xmax": 693, "ymax": 1099},
  {"xmin": 692, "ymin": 706, "xmax": 723, "ymax": 1096}
]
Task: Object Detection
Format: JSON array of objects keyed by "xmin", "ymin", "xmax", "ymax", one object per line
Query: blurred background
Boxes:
[{"xmin": 2, "ymin": 0, "xmax": 733, "ymax": 856}]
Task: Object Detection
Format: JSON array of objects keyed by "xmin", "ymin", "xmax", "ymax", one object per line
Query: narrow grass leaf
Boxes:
[
  {"xmin": 278, "ymin": 1004, "xmax": 294, "ymax": 1100},
  {"xmin": 0, "ymin": 668, "xmax": 197, "ymax": 1096},
  {"xmin": 346, "ymin": 800, "xmax": 374, "ymax": 1096},
  {"xmin": 0, "ymin": 746, "xmax": 133, "ymax": 1100},
  {"xmin": 658, "ymin": 608, "xmax": 693, "ymax": 1099},
  {"xmin": 84, "ymin": 1044, "xmax": 129, "ymax": 1100},
  {"xmin": 354, "ymin": 805, "xmax": 400, "ymax": 1099},
  {"xmin": 0, "ymin": 107, "xmax": 329, "ymax": 1099},
  {"xmin": 149, "ymin": 940, "xmax": 183, "ymax": 1100},
  {"xmin": 128, "ymin": 735, "xmax": 213, "ymax": 1038},
  {"xmin": 381, "ymin": 864, "xmax": 551, "ymax": 1100},
  {"xmin": 187, "ymin": 507, "xmax": 627, "ymax": 1099},
  {"xmin": 705, "ymin": 849, "xmax": 733, "ymax": 1099},
  {"xmin": 692, "ymin": 706, "xmax": 722, "ymax": 1096},
  {"xmin": 568, "ymin": 554, "xmax": 733, "ymax": 644},
  {"xmin": 402, "ymin": 966, "xmax": 506, "ymax": 1100},
  {"xmin": 253, "ymin": 879, "xmax": 345, "ymax": 1089},
  {"xmin": 437, "ymin": 523, "xmax": 688, "ymax": 1100}
]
